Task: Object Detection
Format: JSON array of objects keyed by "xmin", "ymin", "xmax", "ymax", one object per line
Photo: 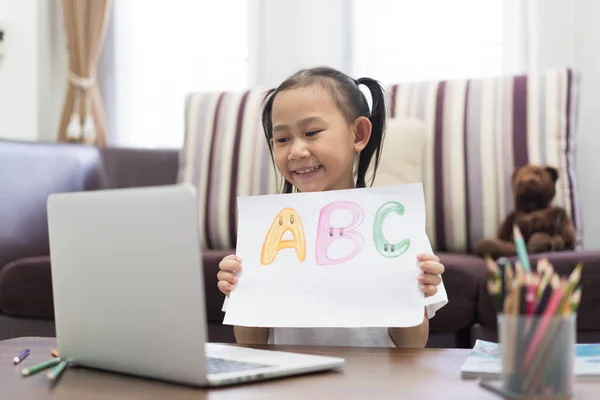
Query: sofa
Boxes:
[
  {"xmin": 0, "ymin": 137, "xmax": 477, "ymax": 347},
  {"xmin": 2, "ymin": 67, "xmax": 600, "ymax": 348}
]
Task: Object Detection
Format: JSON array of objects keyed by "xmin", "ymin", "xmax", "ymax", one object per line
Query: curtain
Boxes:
[
  {"xmin": 57, "ymin": 0, "xmax": 112, "ymax": 147},
  {"xmin": 249, "ymin": 0, "xmax": 351, "ymax": 87},
  {"xmin": 100, "ymin": 0, "xmax": 249, "ymax": 148}
]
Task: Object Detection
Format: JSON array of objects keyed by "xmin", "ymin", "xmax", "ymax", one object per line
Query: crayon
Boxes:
[
  {"xmin": 13, "ymin": 348, "xmax": 30, "ymax": 364},
  {"xmin": 21, "ymin": 358, "xmax": 62, "ymax": 377},
  {"xmin": 47, "ymin": 360, "xmax": 68, "ymax": 381}
]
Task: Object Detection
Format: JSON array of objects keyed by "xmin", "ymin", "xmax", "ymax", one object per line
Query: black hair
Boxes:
[{"xmin": 261, "ymin": 66, "xmax": 388, "ymax": 193}]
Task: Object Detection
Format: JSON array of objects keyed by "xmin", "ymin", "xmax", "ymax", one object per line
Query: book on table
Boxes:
[{"xmin": 460, "ymin": 339, "xmax": 600, "ymax": 381}]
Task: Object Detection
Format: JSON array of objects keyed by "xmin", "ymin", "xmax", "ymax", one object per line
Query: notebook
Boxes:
[{"xmin": 460, "ymin": 340, "xmax": 600, "ymax": 381}]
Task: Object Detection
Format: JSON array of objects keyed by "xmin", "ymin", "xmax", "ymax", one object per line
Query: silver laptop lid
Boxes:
[{"xmin": 47, "ymin": 184, "xmax": 209, "ymax": 386}]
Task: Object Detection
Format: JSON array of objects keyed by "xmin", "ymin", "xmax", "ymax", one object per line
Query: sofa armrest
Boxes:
[
  {"xmin": 0, "ymin": 256, "xmax": 54, "ymax": 318},
  {"xmin": 0, "ymin": 249, "xmax": 235, "ymax": 326},
  {"xmin": 0, "ymin": 140, "xmax": 106, "ymax": 273},
  {"xmin": 477, "ymin": 250, "xmax": 600, "ymax": 331}
]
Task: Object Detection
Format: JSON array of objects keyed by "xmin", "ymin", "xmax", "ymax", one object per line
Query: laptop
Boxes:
[{"xmin": 46, "ymin": 183, "xmax": 344, "ymax": 387}]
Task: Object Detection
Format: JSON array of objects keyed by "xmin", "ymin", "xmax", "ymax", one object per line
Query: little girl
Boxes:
[{"xmin": 218, "ymin": 66, "xmax": 447, "ymax": 348}]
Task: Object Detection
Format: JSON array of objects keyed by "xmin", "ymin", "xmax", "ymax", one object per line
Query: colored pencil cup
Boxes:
[{"xmin": 498, "ymin": 314, "xmax": 576, "ymax": 399}]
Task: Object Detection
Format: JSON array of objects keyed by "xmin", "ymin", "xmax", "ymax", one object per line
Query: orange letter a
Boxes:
[{"xmin": 260, "ymin": 207, "xmax": 306, "ymax": 265}]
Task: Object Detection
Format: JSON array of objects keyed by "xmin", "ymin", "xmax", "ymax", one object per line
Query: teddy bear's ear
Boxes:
[
  {"xmin": 512, "ymin": 166, "xmax": 522, "ymax": 182},
  {"xmin": 545, "ymin": 166, "xmax": 559, "ymax": 182}
]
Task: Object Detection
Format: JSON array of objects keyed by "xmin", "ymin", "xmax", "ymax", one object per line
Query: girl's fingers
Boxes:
[
  {"xmin": 223, "ymin": 254, "xmax": 242, "ymax": 262},
  {"xmin": 217, "ymin": 271, "xmax": 237, "ymax": 285},
  {"xmin": 217, "ymin": 255, "xmax": 242, "ymax": 296},
  {"xmin": 419, "ymin": 273, "xmax": 442, "ymax": 286},
  {"xmin": 419, "ymin": 261, "xmax": 445, "ymax": 275},
  {"xmin": 219, "ymin": 259, "xmax": 242, "ymax": 273},
  {"xmin": 417, "ymin": 253, "xmax": 439, "ymax": 263},
  {"xmin": 217, "ymin": 280, "xmax": 233, "ymax": 296},
  {"xmin": 421, "ymin": 285, "xmax": 438, "ymax": 298}
]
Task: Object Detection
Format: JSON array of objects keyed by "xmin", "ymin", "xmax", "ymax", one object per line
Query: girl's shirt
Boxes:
[{"xmin": 223, "ymin": 278, "xmax": 448, "ymax": 348}]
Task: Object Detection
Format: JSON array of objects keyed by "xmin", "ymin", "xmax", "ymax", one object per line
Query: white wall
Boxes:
[
  {"xmin": 574, "ymin": 0, "xmax": 600, "ymax": 250},
  {"xmin": 0, "ymin": 0, "xmax": 66, "ymax": 142},
  {"xmin": 529, "ymin": 0, "xmax": 600, "ymax": 250}
]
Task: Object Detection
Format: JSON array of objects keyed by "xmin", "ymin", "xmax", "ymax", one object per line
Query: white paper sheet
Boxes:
[{"xmin": 223, "ymin": 183, "xmax": 432, "ymax": 328}]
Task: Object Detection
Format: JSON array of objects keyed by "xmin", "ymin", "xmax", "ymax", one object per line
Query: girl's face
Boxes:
[{"xmin": 270, "ymin": 86, "xmax": 371, "ymax": 193}]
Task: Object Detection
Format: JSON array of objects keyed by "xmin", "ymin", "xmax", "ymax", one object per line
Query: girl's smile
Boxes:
[{"xmin": 291, "ymin": 165, "xmax": 322, "ymax": 180}]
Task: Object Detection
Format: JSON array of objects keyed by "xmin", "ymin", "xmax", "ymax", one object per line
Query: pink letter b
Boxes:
[{"xmin": 315, "ymin": 201, "xmax": 364, "ymax": 265}]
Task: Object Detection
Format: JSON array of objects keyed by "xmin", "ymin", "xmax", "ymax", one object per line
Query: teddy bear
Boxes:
[{"xmin": 473, "ymin": 164, "xmax": 577, "ymax": 259}]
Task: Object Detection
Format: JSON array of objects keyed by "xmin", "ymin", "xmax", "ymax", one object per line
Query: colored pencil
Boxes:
[
  {"xmin": 21, "ymin": 358, "xmax": 62, "ymax": 377},
  {"xmin": 524, "ymin": 265, "xmax": 583, "ymax": 375},
  {"xmin": 534, "ymin": 286, "xmax": 582, "ymax": 394},
  {"xmin": 556, "ymin": 263, "xmax": 582, "ymax": 314},
  {"xmin": 521, "ymin": 281, "xmax": 568, "ymax": 391},
  {"xmin": 486, "ymin": 277, "xmax": 503, "ymax": 312},
  {"xmin": 569, "ymin": 287, "xmax": 582, "ymax": 313},
  {"xmin": 497, "ymin": 258, "xmax": 508, "ymax": 307},
  {"xmin": 532, "ymin": 314, "xmax": 573, "ymax": 394},
  {"xmin": 485, "ymin": 255, "xmax": 500, "ymax": 279},
  {"xmin": 512, "ymin": 225, "xmax": 532, "ymax": 273},
  {"xmin": 13, "ymin": 348, "xmax": 30, "ymax": 364},
  {"xmin": 504, "ymin": 262, "xmax": 514, "ymax": 299},
  {"xmin": 47, "ymin": 360, "xmax": 68, "ymax": 381},
  {"xmin": 522, "ymin": 278, "xmax": 565, "ymax": 368}
]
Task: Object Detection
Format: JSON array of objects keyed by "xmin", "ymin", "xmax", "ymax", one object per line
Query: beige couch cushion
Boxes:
[{"xmin": 372, "ymin": 117, "xmax": 426, "ymax": 187}]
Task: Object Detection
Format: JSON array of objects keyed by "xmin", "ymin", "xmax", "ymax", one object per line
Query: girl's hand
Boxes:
[
  {"xmin": 217, "ymin": 254, "xmax": 242, "ymax": 297},
  {"xmin": 417, "ymin": 253, "xmax": 444, "ymax": 297}
]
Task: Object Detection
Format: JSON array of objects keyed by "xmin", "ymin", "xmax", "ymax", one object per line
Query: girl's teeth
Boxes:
[{"xmin": 297, "ymin": 166, "xmax": 318, "ymax": 174}]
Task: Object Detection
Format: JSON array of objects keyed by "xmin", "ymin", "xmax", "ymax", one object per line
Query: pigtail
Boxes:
[{"xmin": 355, "ymin": 77, "xmax": 388, "ymax": 188}]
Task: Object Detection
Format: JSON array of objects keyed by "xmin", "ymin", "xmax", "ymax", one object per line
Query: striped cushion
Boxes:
[
  {"xmin": 387, "ymin": 68, "xmax": 582, "ymax": 253},
  {"xmin": 177, "ymin": 89, "xmax": 280, "ymax": 250}
]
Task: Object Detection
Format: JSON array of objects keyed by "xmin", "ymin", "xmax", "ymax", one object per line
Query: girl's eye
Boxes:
[
  {"xmin": 306, "ymin": 130, "xmax": 322, "ymax": 137},
  {"xmin": 275, "ymin": 137, "xmax": 289, "ymax": 143}
]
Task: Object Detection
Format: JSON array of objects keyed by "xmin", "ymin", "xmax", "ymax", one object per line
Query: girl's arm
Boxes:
[
  {"xmin": 233, "ymin": 326, "xmax": 270, "ymax": 344},
  {"xmin": 387, "ymin": 308, "xmax": 429, "ymax": 348}
]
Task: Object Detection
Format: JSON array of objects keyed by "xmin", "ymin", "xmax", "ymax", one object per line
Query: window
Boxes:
[
  {"xmin": 352, "ymin": 0, "xmax": 505, "ymax": 83},
  {"xmin": 108, "ymin": 0, "xmax": 249, "ymax": 148}
]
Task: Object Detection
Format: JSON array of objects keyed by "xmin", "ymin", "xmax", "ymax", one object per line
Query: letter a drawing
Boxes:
[{"xmin": 260, "ymin": 207, "xmax": 307, "ymax": 265}]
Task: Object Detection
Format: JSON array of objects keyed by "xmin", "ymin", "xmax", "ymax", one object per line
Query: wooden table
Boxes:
[{"xmin": 1, "ymin": 337, "xmax": 598, "ymax": 399}]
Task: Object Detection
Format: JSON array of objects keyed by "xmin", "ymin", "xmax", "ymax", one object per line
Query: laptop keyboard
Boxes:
[{"xmin": 206, "ymin": 357, "xmax": 272, "ymax": 374}]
